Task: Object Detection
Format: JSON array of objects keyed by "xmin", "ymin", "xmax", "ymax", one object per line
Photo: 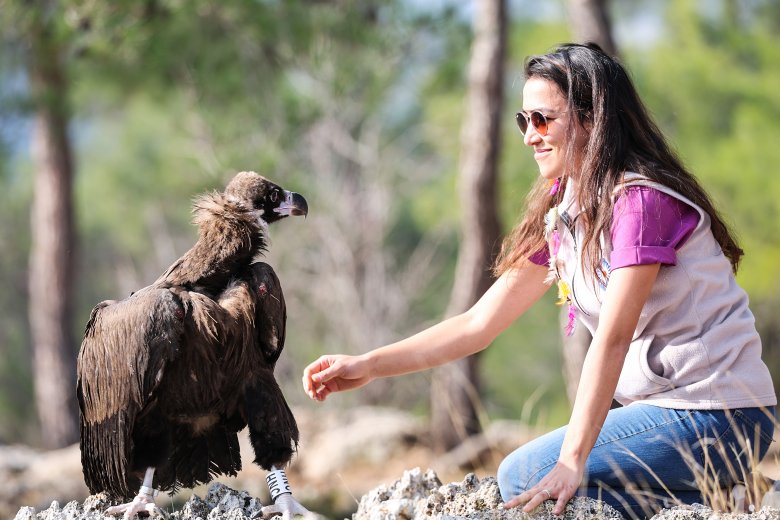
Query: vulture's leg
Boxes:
[
  {"xmin": 105, "ymin": 467, "xmax": 165, "ymax": 519},
  {"xmin": 261, "ymin": 466, "xmax": 312, "ymax": 519}
]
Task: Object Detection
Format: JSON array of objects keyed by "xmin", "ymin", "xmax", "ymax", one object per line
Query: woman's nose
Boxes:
[{"xmin": 523, "ymin": 125, "xmax": 541, "ymax": 147}]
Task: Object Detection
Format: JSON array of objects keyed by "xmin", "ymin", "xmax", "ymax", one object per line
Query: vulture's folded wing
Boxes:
[
  {"xmin": 77, "ymin": 287, "xmax": 184, "ymax": 498},
  {"xmin": 248, "ymin": 262, "xmax": 287, "ymax": 365}
]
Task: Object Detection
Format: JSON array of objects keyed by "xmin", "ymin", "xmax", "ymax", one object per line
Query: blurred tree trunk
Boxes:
[
  {"xmin": 430, "ymin": 0, "xmax": 506, "ymax": 453},
  {"xmin": 567, "ymin": 0, "xmax": 618, "ymax": 56},
  {"xmin": 27, "ymin": 5, "xmax": 79, "ymax": 448},
  {"xmin": 562, "ymin": 0, "xmax": 616, "ymax": 406}
]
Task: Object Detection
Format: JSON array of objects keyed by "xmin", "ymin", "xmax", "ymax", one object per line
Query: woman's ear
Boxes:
[
  {"xmin": 573, "ymin": 116, "xmax": 592, "ymax": 151},
  {"xmin": 582, "ymin": 114, "xmax": 593, "ymax": 133}
]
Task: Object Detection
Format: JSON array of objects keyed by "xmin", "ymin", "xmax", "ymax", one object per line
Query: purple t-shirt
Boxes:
[{"xmin": 530, "ymin": 186, "xmax": 700, "ymax": 269}]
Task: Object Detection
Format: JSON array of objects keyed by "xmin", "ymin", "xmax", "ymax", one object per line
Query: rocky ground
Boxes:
[
  {"xmin": 13, "ymin": 468, "xmax": 780, "ymax": 520},
  {"xmin": 5, "ymin": 407, "xmax": 780, "ymax": 520}
]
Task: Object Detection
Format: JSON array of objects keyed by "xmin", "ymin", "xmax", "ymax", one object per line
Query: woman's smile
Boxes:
[{"xmin": 534, "ymin": 147, "xmax": 552, "ymax": 160}]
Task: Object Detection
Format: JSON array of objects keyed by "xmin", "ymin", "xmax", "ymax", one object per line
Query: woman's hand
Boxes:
[
  {"xmin": 302, "ymin": 354, "xmax": 373, "ymax": 401},
  {"xmin": 502, "ymin": 459, "xmax": 584, "ymax": 515}
]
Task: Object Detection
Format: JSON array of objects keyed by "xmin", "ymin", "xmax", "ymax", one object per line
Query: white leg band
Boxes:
[
  {"xmin": 266, "ymin": 469, "xmax": 292, "ymax": 502},
  {"xmin": 139, "ymin": 485, "xmax": 159, "ymax": 498}
]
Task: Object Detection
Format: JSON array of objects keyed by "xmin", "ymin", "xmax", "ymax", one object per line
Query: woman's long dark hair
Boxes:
[{"xmin": 494, "ymin": 43, "xmax": 743, "ymax": 278}]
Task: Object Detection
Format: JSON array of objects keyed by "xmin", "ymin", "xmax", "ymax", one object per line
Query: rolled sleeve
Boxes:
[
  {"xmin": 610, "ymin": 186, "xmax": 699, "ymax": 270},
  {"xmin": 529, "ymin": 247, "xmax": 550, "ymax": 266},
  {"xmin": 611, "ymin": 245, "xmax": 677, "ymax": 269}
]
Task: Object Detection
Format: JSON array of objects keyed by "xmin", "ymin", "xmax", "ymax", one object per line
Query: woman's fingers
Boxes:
[
  {"xmin": 502, "ymin": 487, "xmax": 554, "ymax": 511},
  {"xmin": 503, "ymin": 484, "xmax": 574, "ymax": 515},
  {"xmin": 554, "ymin": 495, "xmax": 569, "ymax": 516},
  {"xmin": 302, "ymin": 356, "xmax": 339, "ymax": 398},
  {"xmin": 303, "ymin": 354, "xmax": 372, "ymax": 400},
  {"xmin": 501, "ymin": 492, "xmax": 526, "ymax": 509},
  {"xmin": 522, "ymin": 488, "xmax": 554, "ymax": 513}
]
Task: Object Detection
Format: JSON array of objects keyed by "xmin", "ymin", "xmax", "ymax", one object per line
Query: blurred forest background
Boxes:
[{"xmin": 1, "ymin": 0, "xmax": 780, "ymax": 457}]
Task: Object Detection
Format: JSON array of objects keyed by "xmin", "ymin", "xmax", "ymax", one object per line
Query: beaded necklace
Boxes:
[{"xmin": 544, "ymin": 177, "xmax": 577, "ymax": 336}]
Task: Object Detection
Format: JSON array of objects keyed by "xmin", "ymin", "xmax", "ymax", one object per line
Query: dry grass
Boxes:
[
  {"xmin": 682, "ymin": 408, "xmax": 776, "ymax": 514},
  {"xmin": 599, "ymin": 407, "xmax": 779, "ymax": 518}
]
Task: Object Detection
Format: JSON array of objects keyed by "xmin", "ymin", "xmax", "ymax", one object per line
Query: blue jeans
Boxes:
[{"xmin": 497, "ymin": 404, "xmax": 775, "ymax": 519}]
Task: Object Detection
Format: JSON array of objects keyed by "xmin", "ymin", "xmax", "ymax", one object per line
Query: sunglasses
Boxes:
[{"xmin": 515, "ymin": 111, "xmax": 562, "ymax": 136}]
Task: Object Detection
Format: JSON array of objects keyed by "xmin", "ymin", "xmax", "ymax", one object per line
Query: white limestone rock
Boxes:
[{"xmin": 352, "ymin": 468, "xmax": 624, "ymax": 520}]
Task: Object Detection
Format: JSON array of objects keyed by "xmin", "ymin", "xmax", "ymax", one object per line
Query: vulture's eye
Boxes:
[{"xmin": 270, "ymin": 191, "xmax": 279, "ymax": 203}]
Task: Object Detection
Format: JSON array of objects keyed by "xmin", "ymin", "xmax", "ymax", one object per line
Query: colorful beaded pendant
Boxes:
[{"xmin": 544, "ymin": 186, "xmax": 577, "ymax": 337}]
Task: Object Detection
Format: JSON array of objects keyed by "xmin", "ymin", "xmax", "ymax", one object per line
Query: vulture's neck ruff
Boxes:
[{"xmin": 192, "ymin": 191, "xmax": 270, "ymax": 256}]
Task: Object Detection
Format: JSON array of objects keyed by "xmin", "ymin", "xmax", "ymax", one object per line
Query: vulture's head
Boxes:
[{"xmin": 225, "ymin": 172, "xmax": 308, "ymax": 225}]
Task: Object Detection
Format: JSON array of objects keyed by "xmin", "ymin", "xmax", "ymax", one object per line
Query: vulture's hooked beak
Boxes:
[{"xmin": 273, "ymin": 191, "xmax": 308, "ymax": 218}]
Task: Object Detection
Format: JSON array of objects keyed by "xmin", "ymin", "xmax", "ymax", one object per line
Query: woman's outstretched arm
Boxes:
[{"xmin": 302, "ymin": 263, "xmax": 550, "ymax": 401}]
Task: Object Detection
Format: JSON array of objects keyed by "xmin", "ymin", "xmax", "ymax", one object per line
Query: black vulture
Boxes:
[{"xmin": 77, "ymin": 172, "xmax": 310, "ymax": 519}]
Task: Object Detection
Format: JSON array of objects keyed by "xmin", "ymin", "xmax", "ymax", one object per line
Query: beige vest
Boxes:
[{"xmin": 553, "ymin": 174, "xmax": 776, "ymax": 409}]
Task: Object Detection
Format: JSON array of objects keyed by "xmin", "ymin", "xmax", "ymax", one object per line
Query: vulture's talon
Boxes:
[
  {"xmin": 261, "ymin": 493, "xmax": 312, "ymax": 519},
  {"xmin": 106, "ymin": 494, "xmax": 165, "ymax": 520}
]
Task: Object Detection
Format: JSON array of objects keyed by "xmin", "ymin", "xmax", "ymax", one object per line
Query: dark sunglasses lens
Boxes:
[
  {"xmin": 530, "ymin": 111, "xmax": 548, "ymax": 135},
  {"xmin": 515, "ymin": 113, "xmax": 528, "ymax": 134},
  {"xmin": 515, "ymin": 112, "xmax": 548, "ymax": 136}
]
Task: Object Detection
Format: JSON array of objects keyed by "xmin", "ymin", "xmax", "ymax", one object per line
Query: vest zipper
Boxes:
[{"xmin": 559, "ymin": 209, "xmax": 591, "ymax": 317}]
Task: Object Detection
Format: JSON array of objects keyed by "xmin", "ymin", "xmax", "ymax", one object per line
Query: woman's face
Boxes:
[{"xmin": 520, "ymin": 77, "xmax": 588, "ymax": 180}]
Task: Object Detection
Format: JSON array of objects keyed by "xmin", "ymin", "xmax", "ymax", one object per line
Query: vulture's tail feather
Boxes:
[{"xmin": 154, "ymin": 425, "xmax": 242, "ymax": 491}]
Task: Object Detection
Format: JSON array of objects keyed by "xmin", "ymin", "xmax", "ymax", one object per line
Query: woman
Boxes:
[{"xmin": 302, "ymin": 43, "xmax": 776, "ymax": 518}]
